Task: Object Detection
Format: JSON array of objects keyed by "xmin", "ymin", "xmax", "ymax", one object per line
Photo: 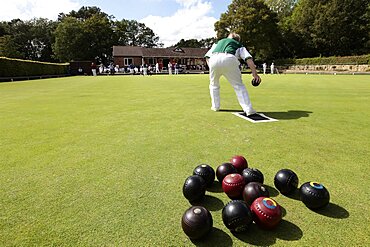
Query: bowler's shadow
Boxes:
[
  {"xmin": 311, "ymin": 203, "xmax": 349, "ymax": 219},
  {"xmin": 262, "ymin": 110, "xmax": 313, "ymax": 120},
  {"xmin": 218, "ymin": 109, "xmax": 312, "ymax": 120},
  {"xmin": 233, "ymin": 219, "xmax": 303, "ymax": 246},
  {"xmin": 192, "ymin": 227, "xmax": 233, "ymax": 247},
  {"xmin": 191, "ymin": 195, "xmax": 224, "ymax": 211}
]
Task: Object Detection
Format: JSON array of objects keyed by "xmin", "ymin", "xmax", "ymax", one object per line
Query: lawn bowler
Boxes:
[{"xmin": 205, "ymin": 33, "xmax": 261, "ymax": 115}]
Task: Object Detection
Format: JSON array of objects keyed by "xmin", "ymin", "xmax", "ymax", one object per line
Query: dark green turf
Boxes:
[{"xmin": 0, "ymin": 74, "xmax": 369, "ymax": 246}]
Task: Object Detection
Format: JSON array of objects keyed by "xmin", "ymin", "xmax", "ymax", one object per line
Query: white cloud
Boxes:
[
  {"xmin": 175, "ymin": 0, "xmax": 201, "ymax": 8},
  {"xmin": 141, "ymin": 0, "xmax": 217, "ymax": 47},
  {"xmin": 0, "ymin": 0, "xmax": 81, "ymax": 21}
]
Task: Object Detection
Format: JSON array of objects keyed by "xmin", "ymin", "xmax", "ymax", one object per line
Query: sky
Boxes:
[{"xmin": 0, "ymin": 0, "xmax": 232, "ymax": 47}]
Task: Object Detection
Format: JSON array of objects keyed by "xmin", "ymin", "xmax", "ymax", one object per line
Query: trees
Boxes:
[
  {"xmin": 264, "ymin": 0, "xmax": 297, "ymax": 19},
  {"xmin": 53, "ymin": 17, "xmax": 86, "ymax": 61},
  {"xmin": 212, "ymin": 0, "xmax": 369, "ymax": 59},
  {"xmin": 54, "ymin": 7, "xmax": 161, "ymax": 62},
  {"xmin": 0, "ymin": 19, "xmax": 57, "ymax": 61},
  {"xmin": 0, "ymin": 21, "xmax": 16, "ymax": 58},
  {"xmin": 173, "ymin": 38, "xmax": 217, "ymax": 48},
  {"xmin": 58, "ymin": 6, "xmax": 111, "ymax": 21},
  {"xmin": 113, "ymin": 19, "xmax": 160, "ymax": 47},
  {"xmin": 214, "ymin": 0, "xmax": 282, "ymax": 61},
  {"xmin": 1, "ymin": 6, "xmax": 161, "ymax": 63},
  {"xmin": 174, "ymin": 39, "xmax": 202, "ymax": 48},
  {"xmin": 287, "ymin": 0, "xmax": 370, "ymax": 57},
  {"xmin": 28, "ymin": 18, "xmax": 58, "ymax": 61},
  {"xmin": 199, "ymin": 38, "xmax": 217, "ymax": 49},
  {"xmin": 1, "ymin": 2, "xmax": 369, "ymax": 63},
  {"xmin": 53, "ymin": 16, "xmax": 114, "ymax": 63},
  {"xmin": 172, "ymin": 38, "xmax": 217, "ymax": 49},
  {"xmin": 54, "ymin": 7, "xmax": 115, "ymax": 63}
]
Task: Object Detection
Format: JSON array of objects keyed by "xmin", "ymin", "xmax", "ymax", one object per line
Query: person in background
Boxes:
[
  {"xmin": 155, "ymin": 62, "xmax": 160, "ymax": 73},
  {"xmin": 91, "ymin": 62, "xmax": 97, "ymax": 76},
  {"xmin": 143, "ymin": 64, "xmax": 148, "ymax": 76},
  {"xmin": 99, "ymin": 64, "xmax": 104, "ymax": 74},
  {"xmin": 174, "ymin": 62, "xmax": 179, "ymax": 75},
  {"xmin": 129, "ymin": 64, "xmax": 135, "ymax": 74},
  {"xmin": 263, "ymin": 62, "xmax": 267, "ymax": 74},
  {"xmin": 168, "ymin": 61, "xmax": 173, "ymax": 75},
  {"xmin": 108, "ymin": 63, "xmax": 115, "ymax": 75},
  {"xmin": 148, "ymin": 64, "xmax": 153, "ymax": 76},
  {"xmin": 271, "ymin": 62, "xmax": 275, "ymax": 74},
  {"xmin": 78, "ymin": 67, "xmax": 83, "ymax": 75}
]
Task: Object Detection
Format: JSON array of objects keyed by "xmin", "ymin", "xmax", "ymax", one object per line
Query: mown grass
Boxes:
[{"xmin": 0, "ymin": 74, "xmax": 369, "ymax": 246}]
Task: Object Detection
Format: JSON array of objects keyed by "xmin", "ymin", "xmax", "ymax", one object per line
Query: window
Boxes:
[
  {"xmin": 148, "ymin": 58, "xmax": 155, "ymax": 65},
  {"xmin": 124, "ymin": 58, "xmax": 133, "ymax": 66}
]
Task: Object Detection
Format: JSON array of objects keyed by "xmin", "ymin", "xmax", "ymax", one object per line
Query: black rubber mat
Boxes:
[{"xmin": 233, "ymin": 112, "xmax": 278, "ymax": 123}]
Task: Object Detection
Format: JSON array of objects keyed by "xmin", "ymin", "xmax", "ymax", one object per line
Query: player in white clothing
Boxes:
[{"xmin": 205, "ymin": 33, "xmax": 261, "ymax": 116}]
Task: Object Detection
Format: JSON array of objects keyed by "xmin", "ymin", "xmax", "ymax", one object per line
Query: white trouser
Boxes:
[{"xmin": 208, "ymin": 53, "xmax": 255, "ymax": 115}]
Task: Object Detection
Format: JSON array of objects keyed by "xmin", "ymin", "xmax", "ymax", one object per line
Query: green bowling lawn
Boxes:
[{"xmin": 0, "ymin": 74, "xmax": 369, "ymax": 246}]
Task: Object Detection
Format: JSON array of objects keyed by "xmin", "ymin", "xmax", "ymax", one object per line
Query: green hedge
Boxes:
[
  {"xmin": 275, "ymin": 54, "xmax": 370, "ymax": 66},
  {"xmin": 0, "ymin": 57, "xmax": 69, "ymax": 77}
]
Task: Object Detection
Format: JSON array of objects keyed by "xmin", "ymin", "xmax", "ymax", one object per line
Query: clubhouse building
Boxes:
[{"xmin": 112, "ymin": 46, "xmax": 209, "ymax": 71}]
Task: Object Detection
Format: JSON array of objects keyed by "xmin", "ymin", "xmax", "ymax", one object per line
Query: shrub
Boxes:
[
  {"xmin": 0, "ymin": 57, "xmax": 69, "ymax": 77},
  {"xmin": 275, "ymin": 55, "xmax": 370, "ymax": 66}
]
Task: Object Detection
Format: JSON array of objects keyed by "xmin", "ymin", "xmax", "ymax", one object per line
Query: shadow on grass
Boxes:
[
  {"xmin": 191, "ymin": 195, "xmax": 224, "ymax": 211},
  {"xmin": 262, "ymin": 110, "xmax": 313, "ymax": 120},
  {"xmin": 207, "ymin": 181, "xmax": 223, "ymax": 193},
  {"xmin": 280, "ymin": 205, "xmax": 287, "ymax": 217},
  {"xmin": 218, "ymin": 109, "xmax": 240, "ymax": 112},
  {"xmin": 284, "ymin": 189, "xmax": 301, "ymax": 201},
  {"xmin": 310, "ymin": 203, "xmax": 349, "ymax": 219},
  {"xmin": 264, "ymin": 185, "xmax": 280, "ymax": 197},
  {"xmin": 191, "ymin": 227, "xmax": 233, "ymax": 247},
  {"xmin": 233, "ymin": 219, "xmax": 303, "ymax": 246},
  {"xmin": 216, "ymin": 109, "xmax": 313, "ymax": 120}
]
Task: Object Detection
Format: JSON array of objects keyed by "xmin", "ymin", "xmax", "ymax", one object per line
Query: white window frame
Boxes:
[{"xmin": 124, "ymin": 58, "xmax": 133, "ymax": 66}]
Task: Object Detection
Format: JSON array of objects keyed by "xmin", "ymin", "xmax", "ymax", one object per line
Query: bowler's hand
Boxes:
[{"xmin": 253, "ymin": 75, "xmax": 261, "ymax": 83}]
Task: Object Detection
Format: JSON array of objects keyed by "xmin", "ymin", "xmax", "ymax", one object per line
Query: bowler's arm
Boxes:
[{"xmin": 246, "ymin": 58, "xmax": 260, "ymax": 81}]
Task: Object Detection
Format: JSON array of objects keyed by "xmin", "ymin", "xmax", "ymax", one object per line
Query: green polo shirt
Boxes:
[{"xmin": 212, "ymin": 38, "xmax": 243, "ymax": 55}]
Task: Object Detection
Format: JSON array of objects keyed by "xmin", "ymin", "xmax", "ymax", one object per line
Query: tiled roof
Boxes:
[
  {"xmin": 113, "ymin": 46, "xmax": 208, "ymax": 58},
  {"xmin": 113, "ymin": 46, "xmax": 143, "ymax": 56}
]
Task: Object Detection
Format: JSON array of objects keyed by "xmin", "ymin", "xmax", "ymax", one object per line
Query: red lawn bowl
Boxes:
[
  {"xmin": 250, "ymin": 197, "xmax": 282, "ymax": 229},
  {"xmin": 230, "ymin": 155, "xmax": 248, "ymax": 173},
  {"xmin": 222, "ymin": 173, "xmax": 246, "ymax": 199}
]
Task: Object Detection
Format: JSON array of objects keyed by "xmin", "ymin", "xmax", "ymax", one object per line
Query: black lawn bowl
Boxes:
[
  {"xmin": 274, "ymin": 169, "xmax": 299, "ymax": 195},
  {"xmin": 193, "ymin": 164, "xmax": 215, "ymax": 187},
  {"xmin": 181, "ymin": 206, "xmax": 213, "ymax": 240},
  {"xmin": 251, "ymin": 77, "xmax": 261, "ymax": 87},
  {"xmin": 242, "ymin": 168, "xmax": 264, "ymax": 184},
  {"xmin": 300, "ymin": 182, "xmax": 330, "ymax": 209},
  {"xmin": 216, "ymin": 163, "xmax": 237, "ymax": 182},
  {"xmin": 222, "ymin": 200, "xmax": 253, "ymax": 233},
  {"xmin": 242, "ymin": 182, "xmax": 270, "ymax": 206},
  {"xmin": 183, "ymin": 175, "xmax": 206, "ymax": 202}
]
